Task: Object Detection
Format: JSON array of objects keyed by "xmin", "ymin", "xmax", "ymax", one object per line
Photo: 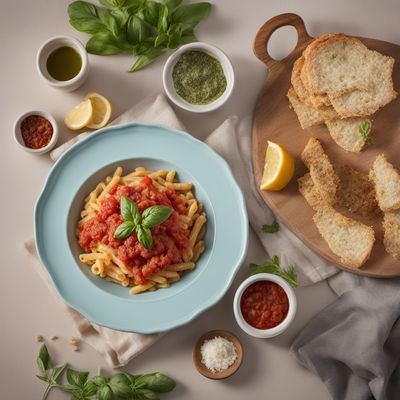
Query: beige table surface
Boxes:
[{"xmin": 1, "ymin": 0, "xmax": 398, "ymax": 398}]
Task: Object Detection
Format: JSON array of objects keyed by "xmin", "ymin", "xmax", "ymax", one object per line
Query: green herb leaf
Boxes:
[
  {"xmin": 97, "ymin": 384, "xmax": 113, "ymax": 400},
  {"xmin": 250, "ymin": 256, "xmax": 298, "ymax": 288},
  {"xmin": 135, "ymin": 373, "xmax": 176, "ymax": 393},
  {"xmin": 179, "ymin": 29, "xmax": 197, "ymax": 44},
  {"xmin": 157, "ymin": 3, "xmax": 169, "ymax": 32},
  {"xmin": 126, "ymin": 14, "xmax": 151, "ymax": 44},
  {"xmin": 141, "ymin": 205, "xmax": 173, "ymax": 228},
  {"xmin": 68, "ymin": 1, "xmax": 120, "ymax": 36},
  {"xmin": 49, "ymin": 364, "xmax": 67, "ymax": 383},
  {"xmin": 109, "ymin": 373, "xmax": 133, "ymax": 397},
  {"xmin": 170, "ymin": 2, "xmax": 211, "ymax": 30},
  {"xmin": 155, "ymin": 32, "xmax": 169, "ymax": 47},
  {"xmin": 261, "ymin": 221, "xmax": 279, "ymax": 234},
  {"xmin": 359, "ymin": 121, "xmax": 372, "ymax": 144},
  {"xmin": 86, "ymin": 32, "xmax": 126, "ymax": 55},
  {"xmin": 137, "ymin": 225, "xmax": 153, "ymax": 249},
  {"xmin": 129, "ymin": 47, "xmax": 167, "ymax": 72},
  {"xmin": 136, "ymin": 388, "xmax": 160, "ymax": 400},
  {"xmin": 37, "ymin": 344, "xmax": 50, "ymax": 374},
  {"xmin": 164, "ymin": 0, "xmax": 183, "ymax": 11},
  {"xmin": 167, "ymin": 23, "xmax": 183, "ymax": 49},
  {"xmin": 120, "ymin": 197, "xmax": 141, "ymax": 225},
  {"xmin": 67, "ymin": 368, "xmax": 89, "ymax": 388},
  {"xmin": 114, "ymin": 221, "xmax": 136, "ymax": 239}
]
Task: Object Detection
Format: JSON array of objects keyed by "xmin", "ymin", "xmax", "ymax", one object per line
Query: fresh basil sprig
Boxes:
[
  {"xmin": 261, "ymin": 220, "xmax": 279, "ymax": 233},
  {"xmin": 359, "ymin": 121, "xmax": 372, "ymax": 144},
  {"xmin": 68, "ymin": 0, "xmax": 211, "ymax": 72},
  {"xmin": 250, "ymin": 255, "xmax": 299, "ymax": 288},
  {"xmin": 36, "ymin": 344, "xmax": 176, "ymax": 400},
  {"xmin": 114, "ymin": 197, "xmax": 173, "ymax": 249}
]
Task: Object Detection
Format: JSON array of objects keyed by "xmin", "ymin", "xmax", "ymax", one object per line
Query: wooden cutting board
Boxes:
[{"xmin": 252, "ymin": 13, "xmax": 400, "ymax": 277}]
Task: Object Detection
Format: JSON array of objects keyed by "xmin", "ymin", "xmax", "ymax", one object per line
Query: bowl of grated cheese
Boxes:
[{"xmin": 193, "ymin": 330, "xmax": 243, "ymax": 379}]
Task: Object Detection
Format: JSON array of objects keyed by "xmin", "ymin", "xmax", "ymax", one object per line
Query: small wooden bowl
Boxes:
[{"xmin": 192, "ymin": 330, "xmax": 243, "ymax": 380}]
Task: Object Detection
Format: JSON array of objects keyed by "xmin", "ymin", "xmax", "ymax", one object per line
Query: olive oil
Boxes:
[{"xmin": 46, "ymin": 46, "xmax": 82, "ymax": 81}]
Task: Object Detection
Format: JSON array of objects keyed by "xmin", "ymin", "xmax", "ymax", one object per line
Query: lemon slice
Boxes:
[
  {"xmin": 84, "ymin": 92, "xmax": 112, "ymax": 129},
  {"xmin": 260, "ymin": 141, "xmax": 295, "ymax": 191},
  {"xmin": 65, "ymin": 99, "xmax": 93, "ymax": 131}
]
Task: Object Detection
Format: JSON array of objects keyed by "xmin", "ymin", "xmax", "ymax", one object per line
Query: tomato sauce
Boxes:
[
  {"xmin": 21, "ymin": 115, "xmax": 53, "ymax": 149},
  {"xmin": 240, "ymin": 281, "xmax": 289, "ymax": 329},
  {"xmin": 78, "ymin": 177, "xmax": 190, "ymax": 285}
]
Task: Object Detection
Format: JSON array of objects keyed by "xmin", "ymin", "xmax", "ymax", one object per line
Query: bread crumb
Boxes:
[
  {"xmin": 72, "ymin": 345, "xmax": 79, "ymax": 352},
  {"xmin": 70, "ymin": 336, "xmax": 78, "ymax": 344},
  {"xmin": 49, "ymin": 335, "xmax": 58, "ymax": 341},
  {"xmin": 35, "ymin": 335, "xmax": 44, "ymax": 343}
]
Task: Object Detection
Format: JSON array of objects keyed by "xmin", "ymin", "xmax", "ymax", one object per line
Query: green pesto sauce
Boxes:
[
  {"xmin": 46, "ymin": 46, "xmax": 82, "ymax": 81},
  {"xmin": 172, "ymin": 50, "xmax": 227, "ymax": 105}
]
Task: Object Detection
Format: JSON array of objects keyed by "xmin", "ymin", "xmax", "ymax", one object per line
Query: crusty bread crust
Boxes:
[
  {"xmin": 298, "ymin": 173, "xmax": 324, "ymax": 209},
  {"xmin": 383, "ymin": 210, "xmax": 400, "ymax": 261},
  {"xmin": 301, "ymin": 138, "xmax": 339, "ymax": 203},
  {"xmin": 313, "ymin": 204, "xmax": 375, "ymax": 268}
]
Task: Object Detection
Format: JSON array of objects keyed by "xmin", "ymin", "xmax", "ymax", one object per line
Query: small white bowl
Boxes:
[
  {"xmin": 13, "ymin": 110, "xmax": 59, "ymax": 154},
  {"xmin": 163, "ymin": 42, "xmax": 235, "ymax": 113},
  {"xmin": 36, "ymin": 36, "xmax": 89, "ymax": 92},
  {"xmin": 233, "ymin": 273, "xmax": 297, "ymax": 338}
]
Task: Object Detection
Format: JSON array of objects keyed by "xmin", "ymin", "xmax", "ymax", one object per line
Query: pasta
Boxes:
[{"xmin": 77, "ymin": 166, "xmax": 206, "ymax": 294}]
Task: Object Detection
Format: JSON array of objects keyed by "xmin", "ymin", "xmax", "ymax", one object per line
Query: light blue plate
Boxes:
[{"xmin": 35, "ymin": 122, "xmax": 248, "ymax": 333}]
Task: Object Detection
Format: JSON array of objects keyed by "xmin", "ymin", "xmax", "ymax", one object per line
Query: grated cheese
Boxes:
[{"xmin": 200, "ymin": 336, "xmax": 237, "ymax": 372}]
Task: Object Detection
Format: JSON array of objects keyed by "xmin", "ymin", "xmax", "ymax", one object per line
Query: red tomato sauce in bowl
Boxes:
[
  {"xmin": 21, "ymin": 115, "xmax": 53, "ymax": 149},
  {"xmin": 78, "ymin": 176, "xmax": 190, "ymax": 285},
  {"xmin": 240, "ymin": 280, "xmax": 289, "ymax": 329}
]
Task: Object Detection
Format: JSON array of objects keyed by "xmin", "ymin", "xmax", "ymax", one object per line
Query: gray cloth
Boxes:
[{"xmin": 292, "ymin": 274, "xmax": 400, "ymax": 400}]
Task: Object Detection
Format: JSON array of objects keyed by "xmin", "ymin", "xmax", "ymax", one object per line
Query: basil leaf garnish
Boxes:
[
  {"xmin": 141, "ymin": 205, "xmax": 174, "ymax": 228},
  {"xmin": 137, "ymin": 225, "xmax": 153, "ymax": 249},
  {"xmin": 114, "ymin": 221, "xmax": 136, "ymax": 239},
  {"xmin": 120, "ymin": 197, "xmax": 140, "ymax": 225}
]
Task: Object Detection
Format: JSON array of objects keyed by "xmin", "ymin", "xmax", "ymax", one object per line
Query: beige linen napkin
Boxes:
[{"xmin": 26, "ymin": 93, "xmax": 338, "ymax": 368}]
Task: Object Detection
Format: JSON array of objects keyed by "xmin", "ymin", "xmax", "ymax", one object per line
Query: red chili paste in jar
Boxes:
[
  {"xmin": 240, "ymin": 281, "xmax": 289, "ymax": 329},
  {"xmin": 21, "ymin": 115, "xmax": 53, "ymax": 149}
]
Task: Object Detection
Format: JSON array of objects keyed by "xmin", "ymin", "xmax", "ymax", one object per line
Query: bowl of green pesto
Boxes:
[{"xmin": 163, "ymin": 42, "xmax": 235, "ymax": 113}]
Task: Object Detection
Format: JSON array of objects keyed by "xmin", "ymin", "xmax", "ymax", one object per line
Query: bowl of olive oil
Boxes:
[{"xmin": 37, "ymin": 36, "xmax": 89, "ymax": 92}]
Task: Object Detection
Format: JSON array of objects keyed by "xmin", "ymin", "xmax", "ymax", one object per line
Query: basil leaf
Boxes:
[
  {"xmin": 68, "ymin": 1, "xmax": 120, "ymax": 36},
  {"xmin": 83, "ymin": 380, "xmax": 98, "ymax": 397},
  {"xmin": 155, "ymin": 32, "xmax": 168, "ymax": 47},
  {"xmin": 157, "ymin": 4, "xmax": 169, "ymax": 33},
  {"xmin": 179, "ymin": 29, "xmax": 197, "ymax": 44},
  {"xmin": 167, "ymin": 23, "xmax": 183, "ymax": 49},
  {"xmin": 170, "ymin": 2, "xmax": 211, "ymax": 30},
  {"xmin": 163, "ymin": 0, "xmax": 182, "ymax": 11},
  {"xmin": 86, "ymin": 33, "xmax": 125, "ymax": 55},
  {"xmin": 37, "ymin": 344, "xmax": 50, "ymax": 373},
  {"xmin": 136, "ymin": 388, "xmax": 160, "ymax": 400},
  {"xmin": 49, "ymin": 364, "xmax": 67, "ymax": 383},
  {"xmin": 67, "ymin": 368, "xmax": 89, "ymax": 388},
  {"xmin": 109, "ymin": 373, "xmax": 133, "ymax": 398},
  {"xmin": 261, "ymin": 221, "xmax": 279, "ymax": 233},
  {"xmin": 137, "ymin": 225, "xmax": 153, "ymax": 249},
  {"xmin": 97, "ymin": 384, "xmax": 113, "ymax": 400},
  {"xmin": 126, "ymin": 15, "xmax": 151, "ymax": 44},
  {"xmin": 120, "ymin": 197, "xmax": 140, "ymax": 224},
  {"xmin": 114, "ymin": 221, "xmax": 136, "ymax": 239},
  {"xmin": 129, "ymin": 47, "xmax": 167, "ymax": 72},
  {"xmin": 141, "ymin": 206, "xmax": 173, "ymax": 228},
  {"xmin": 89, "ymin": 375, "xmax": 107, "ymax": 386},
  {"xmin": 140, "ymin": 1, "xmax": 161, "ymax": 26},
  {"xmin": 135, "ymin": 373, "xmax": 176, "ymax": 393}
]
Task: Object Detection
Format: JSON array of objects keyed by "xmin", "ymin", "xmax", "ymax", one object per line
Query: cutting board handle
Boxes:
[{"xmin": 253, "ymin": 13, "xmax": 311, "ymax": 68}]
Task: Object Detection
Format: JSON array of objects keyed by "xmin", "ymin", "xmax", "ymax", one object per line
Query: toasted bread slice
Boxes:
[
  {"xmin": 298, "ymin": 173, "xmax": 325, "ymax": 209},
  {"xmin": 329, "ymin": 52, "xmax": 397, "ymax": 117},
  {"xmin": 287, "ymin": 86, "xmax": 324, "ymax": 129},
  {"xmin": 313, "ymin": 204, "xmax": 375, "ymax": 268},
  {"xmin": 336, "ymin": 165, "xmax": 380, "ymax": 217},
  {"xmin": 325, "ymin": 117, "xmax": 372, "ymax": 153},
  {"xmin": 318, "ymin": 105, "xmax": 339, "ymax": 121},
  {"xmin": 300, "ymin": 58, "xmax": 331, "ymax": 108},
  {"xmin": 304, "ymin": 33, "xmax": 370, "ymax": 96},
  {"xmin": 291, "ymin": 57, "xmax": 312, "ymax": 105},
  {"xmin": 383, "ymin": 210, "xmax": 400, "ymax": 261},
  {"xmin": 301, "ymin": 138, "xmax": 339, "ymax": 203},
  {"xmin": 370, "ymin": 154, "xmax": 400, "ymax": 211}
]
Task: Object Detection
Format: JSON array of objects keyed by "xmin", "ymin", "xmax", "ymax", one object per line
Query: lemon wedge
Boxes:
[
  {"xmin": 85, "ymin": 92, "xmax": 112, "ymax": 129},
  {"xmin": 260, "ymin": 141, "xmax": 295, "ymax": 191},
  {"xmin": 65, "ymin": 99, "xmax": 93, "ymax": 130}
]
